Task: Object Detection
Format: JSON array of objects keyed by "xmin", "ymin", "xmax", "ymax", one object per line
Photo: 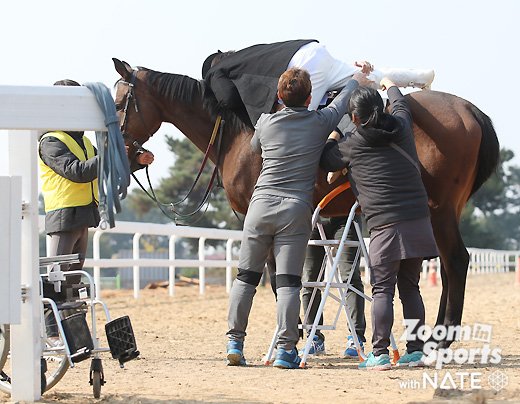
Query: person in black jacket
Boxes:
[{"xmin": 320, "ymin": 78, "xmax": 438, "ymax": 370}]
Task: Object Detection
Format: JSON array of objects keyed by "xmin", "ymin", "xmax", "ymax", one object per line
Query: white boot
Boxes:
[{"xmin": 369, "ymin": 68, "xmax": 435, "ymax": 90}]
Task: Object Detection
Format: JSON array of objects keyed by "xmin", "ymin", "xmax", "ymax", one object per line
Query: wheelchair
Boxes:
[{"xmin": 0, "ymin": 254, "xmax": 139, "ymax": 398}]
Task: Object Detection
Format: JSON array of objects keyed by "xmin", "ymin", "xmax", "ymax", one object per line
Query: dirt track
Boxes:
[{"xmin": 3, "ymin": 273, "xmax": 519, "ymax": 404}]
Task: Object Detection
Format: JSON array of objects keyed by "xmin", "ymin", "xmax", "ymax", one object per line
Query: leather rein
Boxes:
[{"xmin": 117, "ymin": 69, "xmax": 225, "ymax": 225}]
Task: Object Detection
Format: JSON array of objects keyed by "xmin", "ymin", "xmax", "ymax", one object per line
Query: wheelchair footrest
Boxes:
[
  {"xmin": 61, "ymin": 313, "xmax": 94, "ymax": 363},
  {"xmin": 105, "ymin": 316, "xmax": 139, "ymax": 366}
]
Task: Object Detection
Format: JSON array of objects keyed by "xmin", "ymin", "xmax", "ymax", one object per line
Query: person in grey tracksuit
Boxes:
[{"xmin": 226, "ymin": 67, "xmax": 371, "ymax": 368}]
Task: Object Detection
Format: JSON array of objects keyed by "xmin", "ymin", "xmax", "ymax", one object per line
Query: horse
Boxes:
[{"xmin": 112, "ymin": 58, "xmax": 499, "ymax": 348}]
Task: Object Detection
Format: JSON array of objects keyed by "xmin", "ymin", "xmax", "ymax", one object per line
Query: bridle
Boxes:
[
  {"xmin": 117, "ymin": 69, "xmax": 225, "ymax": 225},
  {"xmin": 118, "ymin": 69, "xmax": 147, "ymax": 150}
]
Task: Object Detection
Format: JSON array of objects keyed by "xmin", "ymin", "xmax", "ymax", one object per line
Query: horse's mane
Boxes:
[
  {"xmin": 144, "ymin": 68, "xmax": 201, "ymax": 106},
  {"xmin": 143, "ymin": 68, "xmax": 250, "ymax": 135}
]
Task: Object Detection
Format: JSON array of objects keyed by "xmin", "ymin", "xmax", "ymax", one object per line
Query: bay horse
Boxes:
[{"xmin": 112, "ymin": 58, "xmax": 499, "ymax": 348}]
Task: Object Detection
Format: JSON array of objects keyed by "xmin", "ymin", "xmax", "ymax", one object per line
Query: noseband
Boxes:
[{"xmin": 117, "ymin": 69, "xmax": 144, "ymax": 149}]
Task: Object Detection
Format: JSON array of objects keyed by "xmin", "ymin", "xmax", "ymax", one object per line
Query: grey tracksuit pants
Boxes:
[{"xmin": 227, "ymin": 195, "xmax": 312, "ymax": 350}]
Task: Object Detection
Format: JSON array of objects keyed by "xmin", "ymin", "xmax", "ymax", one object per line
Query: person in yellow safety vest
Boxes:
[{"xmin": 39, "ymin": 79, "xmax": 154, "ymax": 300}]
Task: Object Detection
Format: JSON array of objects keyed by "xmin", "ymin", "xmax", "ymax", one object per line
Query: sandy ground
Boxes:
[{"xmin": 2, "ymin": 272, "xmax": 519, "ymax": 404}]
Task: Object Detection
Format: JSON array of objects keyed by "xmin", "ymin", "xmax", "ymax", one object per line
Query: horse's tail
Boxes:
[{"xmin": 469, "ymin": 104, "xmax": 500, "ymax": 196}]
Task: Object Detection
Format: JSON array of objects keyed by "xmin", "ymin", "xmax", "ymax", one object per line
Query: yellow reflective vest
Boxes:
[{"xmin": 39, "ymin": 131, "xmax": 99, "ymax": 212}]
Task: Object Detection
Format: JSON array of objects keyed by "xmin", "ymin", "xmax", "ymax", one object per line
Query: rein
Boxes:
[{"xmin": 129, "ymin": 116, "xmax": 225, "ymax": 225}]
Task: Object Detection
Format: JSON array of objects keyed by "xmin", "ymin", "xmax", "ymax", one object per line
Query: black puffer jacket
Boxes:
[{"xmin": 320, "ymin": 87, "xmax": 430, "ymax": 231}]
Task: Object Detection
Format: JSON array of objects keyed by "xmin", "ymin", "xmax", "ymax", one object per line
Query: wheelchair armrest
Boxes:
[{"xmin": 39, "ymin": 254, "xmax": 82, "ymax": 267}]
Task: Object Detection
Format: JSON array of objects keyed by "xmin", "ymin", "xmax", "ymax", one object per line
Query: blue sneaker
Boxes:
[
  {"xmin": 344, "ymin": 335, "xmax": 364, "ymax": 359},
  {"xmin": 358, "ymin": 352, "xmax": 392, "ymax": 371},
  {"xmin": 226, "ymin": 340, "xmax": 246, "ymax": 366},
  {"xmin": 396, "ymin": 350, "xmax": 425, "ymax": 367},
  {"xmin": 298, "ymin": 335, "xmax": 326, "ymax": 356},
  {"xmin": 273, "ymin": 348, "xmax": 301, "ymax": 369}
]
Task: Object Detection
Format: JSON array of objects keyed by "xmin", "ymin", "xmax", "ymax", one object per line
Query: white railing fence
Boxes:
[
  {"xmin": 89, "ymin": 221, "xmax": 242, "ymax": 298},
  {"xmin": 39, "ymin": 216, "xmax": 242, "ymax": 298},
  {"xmin": 419, "ymin": 249, "xmax": 520, "ymax": 280},
  {"xmin": 39, "ymin": 216, "xmax": 520, "ymax": 298}
]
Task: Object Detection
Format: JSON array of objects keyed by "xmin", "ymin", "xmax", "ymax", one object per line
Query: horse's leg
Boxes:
[
  {"xmin": 430, "ymin": 210, "xmax": 469, "ymax": 348},
  {"xmin": 435, "ymin": 262, "xmax": 449, "ymax": 326}
]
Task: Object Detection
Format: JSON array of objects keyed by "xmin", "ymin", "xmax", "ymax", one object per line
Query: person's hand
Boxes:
[
  {"xmin": 355, "ymin": 61, "xmax": 374, "ymax": 74},
  {"xmin": 380, "ymin": 77, "xmax": 397, "ymax": 91},
  {"xmin": 327, "ymin": 168, "xmax": 348, "ymax": 184},
  {"xmin": 136, "ymin": 151, "xmax": 154, "ymax": 165},
  {"xmin": 328, "ymin": 131, "xmax": 341, "ymax": 142},
  {"xmin": 352, "ymin": 72, "xmax": 374, "ymax": 87}
]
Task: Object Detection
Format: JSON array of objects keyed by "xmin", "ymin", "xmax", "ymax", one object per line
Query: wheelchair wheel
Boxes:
[
  {"xmin": 0, "ymin": 325, "xmax": 9, "ymax": 369},
  {"xmin": 90, "ymin": 358, "xmax": 104, "ymax": 399},
  {"xmin": 41, "ymin": 307, "xmax": 70, "ymax": 391},
  {"xmin": 92, "ymin": 370, "xmax": 102, "ymax": 398},
  {"xmin": 0, "ymin": 323, "xmax": 69, "ymax": 394},
  {"xmin": 0, "ymin": 324, "xmax": 11, "ymax": 394}
]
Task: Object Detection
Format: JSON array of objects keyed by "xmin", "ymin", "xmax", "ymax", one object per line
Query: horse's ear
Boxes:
[{"xmin": 112, "ymin": 58, "xmax": 133, "ymax": 81}]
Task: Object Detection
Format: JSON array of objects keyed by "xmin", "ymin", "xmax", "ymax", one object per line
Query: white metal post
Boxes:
[
  {"xmin": 93, "ymin": 231, "xmax": 102, "ymax": 298},
  {"xmin": 12, "ymin": 177, "xmax": 22, "ymax": 324},
  {"xmin": 8, "ymin": 130, "xmax": 41, "ymax": 401},
  {"xmin": 168, "ymin": 235, "xmax": 176, "ymax": 296},
  {"xmin": 133, "ymin": 233, "xmax": 142, "ymax": 298},
  {"xmin": 0, "ymin": 176, "xmax": 21, "ymax": 324},
  {"xmin": 198, "ymin": 237, "xmax": 206, "ymax": 295}
]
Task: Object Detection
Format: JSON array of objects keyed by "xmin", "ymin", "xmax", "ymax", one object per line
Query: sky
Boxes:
[{"xmin": 0, "ymin": 0, "xmax": 518, "ymax": 189}]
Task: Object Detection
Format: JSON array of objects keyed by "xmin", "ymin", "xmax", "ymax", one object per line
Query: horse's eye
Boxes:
[{"xmin": 115, "ymin": 103, "xmax": 122, "ymax": 111}]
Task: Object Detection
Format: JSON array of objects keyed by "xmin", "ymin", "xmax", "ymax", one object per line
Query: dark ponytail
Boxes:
[{"xmin": 349, "ymin": 87, "xmax": 384, "ymax": 128}]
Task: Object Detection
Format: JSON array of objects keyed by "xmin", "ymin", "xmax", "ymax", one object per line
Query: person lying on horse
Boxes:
[
  {"xmin": 202, "ymin": 39, "xmax": 374, "ymax": 127},
  {"xmin": 202, "ymin": 39, "xmax": 434, "ymax": 128}
]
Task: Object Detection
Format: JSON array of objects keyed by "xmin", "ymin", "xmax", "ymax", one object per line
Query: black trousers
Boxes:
[{"xmin": 370, "ymin": 257, "xmax": 425, "ymax": 356}]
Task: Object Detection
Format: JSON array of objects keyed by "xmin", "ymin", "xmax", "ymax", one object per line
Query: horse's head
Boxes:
[{"xmin": 112, "ymin": 58, "xmax": 163, "ymax": 155}]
